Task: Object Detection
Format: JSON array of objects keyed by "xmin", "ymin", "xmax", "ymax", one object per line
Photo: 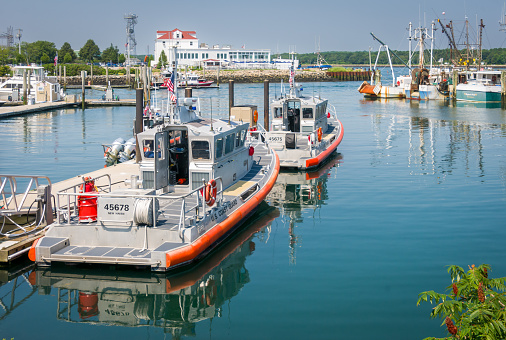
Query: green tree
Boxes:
[
  {"xmin": 63, "ymin": 53, "xmax": 72, "ymax": 64},
  {"xmin": 59, "ymin": 42, "xmax": 76, "ymax": 63},
  {"xmin": 24, "ymin": 41, "xmax": 57, "ymax": 64},
  {"xmin": 41, "ymin": 53, "xmax": 50, "ymax": 64},
  {"xmin": 101, "ymin": 43, "xmax": 119, "ymax": 63},
  {"xmin": 118, "ymin": 53, "xmax": 126, "ymax": 64},
  {"xmin": 417, "ymin": 264, "xmax": 506, "ymax": 340},
  {"xmin": 159, "ymin": 50, "xmax": 167, "ymax": 68},
  {"xmin": 0, "ymin": 65, "xmax": 11, "ymax": 77},
  {"xmin": 79, "ymin": 39, "xmax": 101, "ymax": 63}
]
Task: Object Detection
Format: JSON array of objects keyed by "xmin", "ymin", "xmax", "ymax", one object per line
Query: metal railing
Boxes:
[
  {"xmin": 0, "ymin": 175, "xmax": 52, "ymax": 237},
  {"xmin": 0, "ymin": 175, "xmax": 51, "ymax": 213},
  {"xmin": 54, "ymin": 175, "xmax": 224, "ymax": 243}
]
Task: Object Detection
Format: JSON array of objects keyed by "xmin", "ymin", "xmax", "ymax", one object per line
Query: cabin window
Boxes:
[
  {"xmin": 156, "ymin": 137, "xmax": 164, "ymax": 159},
  {"xmin": 241, "ymin": 129, "xmax": 247, "ymax": 145},
  {"xmin": 235, "ymin": 131, "xmax": 242, "ymax": 147},
  {"xmin": 191, "ymin": 141, "xmax": 210, "ymax": 160},
  {"xmin": 303, "ymin": 107, "xmax": 313, "ymax": 119},
  {"xmin": 274, "ymin": 107, "xmax": 283, "ymax": 118},
  {"xmin": 143, "ymin": 139, "xmax": 155, "ymax": 158},
  {"xmin": 215, "ymin": 138, "xmax": 224, "ymax": 159},
  {"xmin": 225, "ymin": 133, "xmax": 235, "ymax": 154}
]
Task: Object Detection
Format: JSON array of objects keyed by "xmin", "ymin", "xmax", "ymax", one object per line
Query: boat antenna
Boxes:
[{"xmin": 210, "ymin": 98, "xmax": 213, "ymax": 132}]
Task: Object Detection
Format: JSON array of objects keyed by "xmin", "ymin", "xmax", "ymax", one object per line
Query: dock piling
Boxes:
[
  {"xmin": 229, "ymin": 80, "xmax": 234, "ymax": 124},
  {"xmin": 264, "ymin": 80, "xmax": 269, "ymax": 131},
  {"xmin": 22, "ymin": 70, "xmax": 27, "ymax": 105},
  {"xmin": 81, "ymin": 70, "xmax": 86, "ymax": 109}
]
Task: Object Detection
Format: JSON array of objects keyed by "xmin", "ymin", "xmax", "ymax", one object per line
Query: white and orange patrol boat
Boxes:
[
  {"xmin": 32, "ymin": 48, "xmax": 279, "ymax": 272},
  {"xmin": 262, "ymin": 62, "xmax": 343, "ymax": 170}
]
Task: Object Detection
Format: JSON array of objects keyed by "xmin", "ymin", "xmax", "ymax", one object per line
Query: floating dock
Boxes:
[
  {"xmin": 0, "ymin": 162, "xmax": 140, "ymax": 265},
  {"xmin": 0, "ymin": 99, "xmax": 136, "ymax": 118}
]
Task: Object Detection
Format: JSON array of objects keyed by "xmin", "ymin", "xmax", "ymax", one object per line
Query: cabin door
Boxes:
[
  {"xmin": 154, "ymin": 131, "xmax": 169, "ymax": 189},
  {"xmin": 168, "ymin": 128, "xmax": 189, "ymax": 186},
  {"xmin": 286, "ymin": 100, "xmax": 301, "ymax": 133}
]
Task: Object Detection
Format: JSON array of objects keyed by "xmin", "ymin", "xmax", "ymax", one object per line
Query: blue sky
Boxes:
[{"xmin": 2, "ymin": 0, "xmax": 506, "ymax": 54}]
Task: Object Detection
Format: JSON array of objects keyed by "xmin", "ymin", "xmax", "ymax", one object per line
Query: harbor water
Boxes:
[{"xmin": 1, "ymin": 77, "xmax": 506, "ymax": 339}]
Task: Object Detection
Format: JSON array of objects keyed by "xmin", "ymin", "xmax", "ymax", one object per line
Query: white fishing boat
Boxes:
[
  {"xmin": 456, "ymin": 70, "xmax": 502, "ymax": 102},
  {"xmin": 262, "ymin": 62, "xmax": 343, "ymax": 170},
  {"xmin": 0, "ymin": 65, "xmax": 64, "ymax": 102},
  {"xmin": 31, "ymin": 48, "xmax": 279, "ymax": 272}
]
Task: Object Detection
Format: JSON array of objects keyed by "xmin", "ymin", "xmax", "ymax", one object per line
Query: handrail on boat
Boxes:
[{"xmin": 55, "ymin": 176, "xmax": 225, "ymax": 234}]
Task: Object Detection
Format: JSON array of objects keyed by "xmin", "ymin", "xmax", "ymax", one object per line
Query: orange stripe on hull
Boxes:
[
  {"xmin": 305, "ymin": 119, "xmax": 344, "ymax": 169},
  {"xmin": 165, "ymin": 209, "xmax": 280, "ymax": 294},
  {"xmin": 165, "ymin": 152, "xmax": 280, "ymax": 269}
]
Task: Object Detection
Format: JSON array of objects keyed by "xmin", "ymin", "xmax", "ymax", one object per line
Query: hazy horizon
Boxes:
[{"xmin": 2, "ymin": 0, "xmax": 506, "ymax": 55}]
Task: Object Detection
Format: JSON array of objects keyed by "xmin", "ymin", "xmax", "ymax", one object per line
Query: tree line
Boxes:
[{"xmin": 275, "ymin": 48, "xmax": 506, "ymax": 66}]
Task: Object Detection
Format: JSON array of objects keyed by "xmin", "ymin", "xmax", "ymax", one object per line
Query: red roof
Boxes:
[{"xmin": 157, "ymin": 29, "xmax": 197, "ymax": 40}]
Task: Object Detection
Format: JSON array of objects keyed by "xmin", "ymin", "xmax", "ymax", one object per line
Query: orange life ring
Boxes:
[
  {"xmin": 204, "ymin": 179, "xmax": 217, "ymax": 206},
  {"xmin": 317, "ymin": 127, "xmax": 323, "ymax": 142},
  {"xmin": 492, "ymin": 75, "xmax": 497, "ymax": 82},
  {"xmin": 253, "ymin": 110, "xmax": 258, "ymax": 124}
]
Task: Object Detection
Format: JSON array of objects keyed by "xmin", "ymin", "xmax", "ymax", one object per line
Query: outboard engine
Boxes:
[
  {"xmin": 119, "ymin": 138, "xmax": 136, "ymax": 163},
  {"xmin": 104, "ymin": 137, "xmax": 126, "ymax": 164}
]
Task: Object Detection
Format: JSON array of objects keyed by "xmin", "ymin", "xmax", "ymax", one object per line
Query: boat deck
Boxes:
[{"xmin": 36, "ymin": 143, "xmax": 274, "ymax": 269}]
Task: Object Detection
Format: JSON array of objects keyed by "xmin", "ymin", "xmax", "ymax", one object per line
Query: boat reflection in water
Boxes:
[
  {"xmin": 267, "ymin": 153, "xmax": 342, "ymax": 263},
  {"xmin": 0, "ymin": 261, "xmax": 36, "ymax": 322},
  {"xmin": 30, "ymin": 204, "xmax": 279, "ymax": 337}
]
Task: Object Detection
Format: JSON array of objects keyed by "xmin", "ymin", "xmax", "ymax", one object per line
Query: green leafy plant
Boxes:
[{"xmin": 417, "ymin": 264, "xmax": 506, "ymax": 339}]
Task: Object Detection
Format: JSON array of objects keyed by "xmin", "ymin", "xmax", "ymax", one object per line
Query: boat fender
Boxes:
[
  {"xmin": 327, "ymin": 112, "xmax": 331, "ymax": 118},
  {"xmin": 317, "ymin": 127, "xmax": 323, "ymax": 142},
  {"xmin": 253, "ymin": 110, "xmax": 258, "ymax": 124},
  {"xmin": 28, "ymin": 238, "xmax": 40, "ymax": 262},
  {"xmin": 249, "ymin": 146, "xmax": 254, "ymax": 156},
  {"xmin": 205, "ymin": 179, "xmax": 217, "ymax": 207}
]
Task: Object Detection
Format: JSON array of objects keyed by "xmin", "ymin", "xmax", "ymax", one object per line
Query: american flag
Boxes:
[
  {"xmin": 289, "ymin": 65, "xmax": 294, "ymax": 86},
  {"xmin": 166, "ymin": 71, "xmax": 175, "ymax": 92},
  {"xmin": 168, "ymin": 71, "xmax": 176, "ymax": 102},
  {"xmin": 54, "ymin": 53, "xmax": 58, "ymax": 66}
]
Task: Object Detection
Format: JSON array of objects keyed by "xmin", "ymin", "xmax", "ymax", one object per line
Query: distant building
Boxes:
[{"xmin": 154, "ymin": 29, "xmax": 271, "ymax": 69}]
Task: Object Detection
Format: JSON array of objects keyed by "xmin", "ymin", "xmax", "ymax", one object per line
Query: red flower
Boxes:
[
  {"xmin": 446, "ymin": 317, "xmax": 458, "ymax": 335},
  {"xmin": 452, "ymin": 283, "xmax": 458, "ymax": 297},
  {"xmin": 478, "ymin": 282, "xmax": 485, "ymax": 303}
]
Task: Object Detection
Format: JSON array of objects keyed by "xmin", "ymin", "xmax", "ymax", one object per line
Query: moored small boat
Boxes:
[{"xmin": 262, "ymin": 62, "xmax": 343, "ymax": 170}]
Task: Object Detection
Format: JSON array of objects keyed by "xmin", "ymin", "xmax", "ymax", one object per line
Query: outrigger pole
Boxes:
[{"xmin": 370, "ymin": 32, "xmax": 411, "ymax": 70}]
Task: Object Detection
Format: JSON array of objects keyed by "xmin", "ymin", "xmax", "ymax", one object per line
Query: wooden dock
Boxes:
[
  {"xmin": 0, "ymin": 99, "xmax": 135, "ymax": 118},
  {"xmin": 0, "ymin": 162, "xmax": 140, "ymax": 265}
]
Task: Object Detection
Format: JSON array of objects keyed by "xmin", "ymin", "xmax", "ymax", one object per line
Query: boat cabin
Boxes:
[
  {"xmin": 270, "ymin": 86, "xmax": 329, "ymax": 136},
  {"xmin": 137, "ymin": 118, "xmax": 252, "ymax": 194}
]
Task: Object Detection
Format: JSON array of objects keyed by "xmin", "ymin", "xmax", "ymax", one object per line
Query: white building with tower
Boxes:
[{"xmin": 154, "ymin": 29, "xmax": 272, "ymax": 69}]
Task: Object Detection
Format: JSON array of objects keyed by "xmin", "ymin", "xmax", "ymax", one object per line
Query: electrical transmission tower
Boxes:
[
  {"xmin": 124, "ymin": 14, "xmax": 138, "ymax": 66},
  {"xmin": 0, "ymin": 26, "xmax": 14, "ymax": 47}
]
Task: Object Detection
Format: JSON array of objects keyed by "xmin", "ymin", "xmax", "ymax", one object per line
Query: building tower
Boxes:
[{"xmin": 124, "ymin": 14, "xmax": 138, "ymax": 66}]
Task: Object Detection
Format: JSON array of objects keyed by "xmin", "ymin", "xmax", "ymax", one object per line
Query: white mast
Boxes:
[{"xmin": 408, "ymin": 22, "xmax": 412, "ymax": 70}]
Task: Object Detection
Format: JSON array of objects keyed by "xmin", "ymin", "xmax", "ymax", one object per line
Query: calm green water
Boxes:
[{"xmin": 1, "ymin": 80, "xmax": 506, "ymax": 339}]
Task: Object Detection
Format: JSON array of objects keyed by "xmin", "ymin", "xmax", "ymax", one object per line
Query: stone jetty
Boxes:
[{"xmin": 59, "ymin": 69, "xmax": 370, "ymax": 86}]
